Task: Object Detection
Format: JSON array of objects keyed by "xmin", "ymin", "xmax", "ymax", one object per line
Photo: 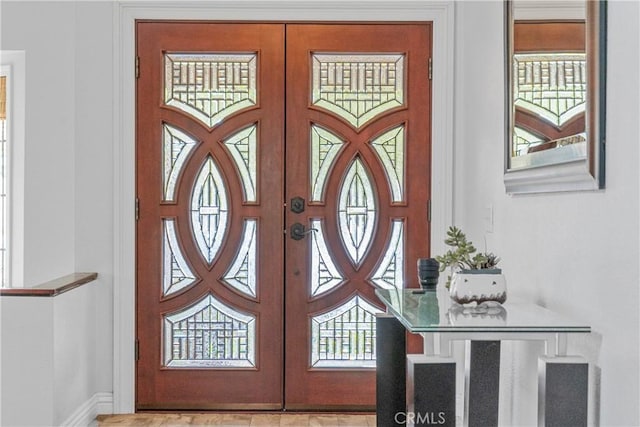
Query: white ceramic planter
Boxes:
[{"xmin": 449, "ymin": 269, "xmax": 507, "ymax": 305}]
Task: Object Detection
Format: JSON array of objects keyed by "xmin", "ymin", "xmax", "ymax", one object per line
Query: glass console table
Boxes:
[{"xmin": 375, "ymin": 288, "xmax": 591, "ymax": 427}]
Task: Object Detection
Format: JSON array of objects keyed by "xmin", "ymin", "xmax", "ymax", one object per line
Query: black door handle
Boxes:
[{"xmin": 290, "ymin": 223, "xmax": 317, "ymax": 240}]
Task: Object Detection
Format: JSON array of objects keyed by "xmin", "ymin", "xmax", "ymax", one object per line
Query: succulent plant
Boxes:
[{"xmin": 435, "ymin": 226, "xmax": 501, "ymax": 288}]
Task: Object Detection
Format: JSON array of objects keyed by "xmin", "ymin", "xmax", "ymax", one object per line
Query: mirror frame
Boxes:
[{"xmin": 504, "ymin": 0, "xmax": 607, "ymax": 194}]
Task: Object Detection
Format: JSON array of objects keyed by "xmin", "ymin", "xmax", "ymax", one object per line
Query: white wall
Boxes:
[
  {"xmin": 73, "ymin": 0, "xmax": 115, "ymax": 404},
  {"xmin": 0, "ymin": 296, "xmax": 55, "ymax": 426},
  {"xmin": 1, "ymin": 283, "xmax": 99, "ymax": 426},
  {"xmin": 52, "ymin": 283, "xmax": 98, "ymax": 425},
  {"xmin": 0, "ymin": 1, "xmax": 76, "ymax": 287},
  {"xmin": 454, "ymin": 1, "xmax": 639, "ymax": 426},
  {"xmin": 0, "ymin": 1, "xmax": 114, "ymax": 424}
]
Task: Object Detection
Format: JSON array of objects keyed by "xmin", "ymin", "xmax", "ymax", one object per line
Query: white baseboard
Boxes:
[
  {"xmin": 61, "ymin": 392, "xmax": 114, "ymax": 427},
  {"xmin": 95, "ymin": 392, "xmax": 114, "ymax": 416}
]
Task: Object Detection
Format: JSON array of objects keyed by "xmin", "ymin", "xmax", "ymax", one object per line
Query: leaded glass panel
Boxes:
[
  {"xmin": 310, "ymin": 219, "xmax": 344, "ymax": 297},
  {"xmin": 370, "ymin": 125, "xmax": 405, "ymax": 202},
  {"xmin": 338, "ymin": 157, "xmax": 377, "ymax": 266},
  {"xmin": 222, "ymin": 219, "xmax": 257, "ymax": 297},
  {"xmin": 163, "ymin": 124, "xmax": 199, "ymax": 202},
  {"xmin": 163, "ymin": 294, "xmax": 256, "ymax": 368},
  {"xmin": 370, "ymin": 220, "xmax": 404, "ymax": 290},
  {"xmin": 164, "ymin": 53, "xmax": 257, "ymax": 128},
  {"xmin": 513, "ymin": 126, "xmax": 543, "ymax": 157},
  {"xmin": 163, "ymin": 218, "xmax": 198, "ymax": 296},
  {"xmin": 513, "ymin": 53, "xmax": 586, "ymax": 126},
  {"xmin": 223, "ymin": 125, "xmax": 258, "ymax": 203},
  {"xmin": 311, "ymin": 54, "xmax": 404, "ymax": 129},
  {"xmin": 310, "ymin": 294, "xmax": 381, "ymax": 368},
  {"xmin": 191, "ymin": 156, "xmax": 229, "ymax": 265},
  {"xmin": 310, "ymin": 125, "xmax": 345, "ymax": 202}
]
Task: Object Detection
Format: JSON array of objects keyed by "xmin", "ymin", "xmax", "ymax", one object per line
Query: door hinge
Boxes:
[
  {"xmin": 135, "ymin": 56, "xmax": 140, "ymax": 79},
  {"xmin": 135, "ymin": 339, "xmax": 140, "ymax": 361},
  {"xmin": 427, "ymin": 200, "xmax": 432, "ymax": 223},
  {"xmin": 135, "ymin": 197, "xmax": 140, "ymax": 221},
  {"xmin": 428, "ymin": 57, "xmax": 433, "ymax": 81}
]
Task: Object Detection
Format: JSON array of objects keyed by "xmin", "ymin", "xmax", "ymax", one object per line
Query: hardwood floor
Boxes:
[{"xmin": 97, "ymin": 413, "xmax": 376, "ymax": 426}]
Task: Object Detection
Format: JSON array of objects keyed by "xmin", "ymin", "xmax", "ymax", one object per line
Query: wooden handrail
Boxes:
[{"xmin": 0, "ymin": 272, "xmax": 98, "ymax": 297}]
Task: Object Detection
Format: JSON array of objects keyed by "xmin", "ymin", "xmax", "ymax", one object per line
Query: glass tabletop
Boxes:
[{"xmin": 375, "ymin": 288, "xmax": 591, "ymax": 333}]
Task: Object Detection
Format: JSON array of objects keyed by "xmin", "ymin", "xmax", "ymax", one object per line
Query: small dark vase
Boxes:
[{"xmin": 417, "ymin": 258, "xmax": 440, "ymax": 290}]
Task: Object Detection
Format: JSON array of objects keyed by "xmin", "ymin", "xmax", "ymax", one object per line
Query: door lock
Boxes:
[
  {"xmin": 290, "ymin": 196, "xmax": 305, "ymax": 214},
  {"xmin": 290, "ymin": 222, "xmax": 317, "ymax": 240}
]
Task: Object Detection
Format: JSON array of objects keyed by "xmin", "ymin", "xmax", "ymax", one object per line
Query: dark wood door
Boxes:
[
  {"xmin": 136, "ymin": 22, "xmax": 431, "ymax": 410},
  {"xmin": 136, "ymin": 22, "xmax": 285, "ymax": 409},
  {"xmin": 284, "ymin": 24, "xmax": 432, "ymax": 409}
]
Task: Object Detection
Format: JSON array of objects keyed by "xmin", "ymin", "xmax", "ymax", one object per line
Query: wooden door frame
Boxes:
[{"xmin": 113, "ymin": 1, "xmax": 454, "ymax": 413}]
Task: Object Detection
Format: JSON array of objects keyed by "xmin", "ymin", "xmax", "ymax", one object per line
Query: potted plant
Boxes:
[{"xmin": 435, "ymin": 226, "xmax": 507, "ymax": 305}]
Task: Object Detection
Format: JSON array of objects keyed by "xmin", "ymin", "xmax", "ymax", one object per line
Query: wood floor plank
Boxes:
[
  {"xmin": 308, "ymin": 415, "xmax": 339, "ymax": 427},
  {"xmin": 365, "ymin": 415, "xmax": 377, "ymax": 427},
  {"xmin": 188, "ymin": 413, "xmax": 225, "ymax": 425},
  {"xmin": 337, "ymin": 414, "xmax": 370, "ymax": 426},
  {"xmin": 248, "ymin": 414, "xmax": 282, "ymax": 426},
  {"xmin": 276, "ymin": 413, "xmax": 310, "ymax": 426},
  {"xmin": 97, "ymin": 413, "xmax": 374, "ymax": 426}
]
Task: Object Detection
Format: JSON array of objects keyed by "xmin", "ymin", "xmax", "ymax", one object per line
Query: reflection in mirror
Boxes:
[
  {"xmin": 504, "ymin": 1, "xmax": 606, "ymax": 193},
  {"xmin": 512, "ymin": 24, "xmax": 586, "ymax": 166}
]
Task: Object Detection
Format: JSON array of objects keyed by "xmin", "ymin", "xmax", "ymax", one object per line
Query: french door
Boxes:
[{"xmin": 136, "ymin": 22, "xmax": 431, "ymax": 410}]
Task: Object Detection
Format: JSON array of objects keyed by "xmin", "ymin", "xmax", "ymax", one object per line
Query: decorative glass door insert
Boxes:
[
  {"xmin": 284, "ymin": 24, "xmax": 431, "ymax": 409},
  {"xmin": 136, "ymin": 22, "xmax": 285, "ymax": 410},
  {"xmin": 137, "ymin": 22, "xmax": 431, "ymax": 410}
]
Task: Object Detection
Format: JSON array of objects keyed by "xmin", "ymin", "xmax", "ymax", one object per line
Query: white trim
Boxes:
[
  {"xmin": 95, "ymin": 391, "xmax": 115, "ymax": 417},
  {"xmin": 60, "ymin": 392, "xmax": 114, "ymax": 427},
  {"xmin": 504, "ymin": 160, "xmax": 601, "ymax": 194},
  {"xmin": 0, "ymin": 51, "xmax": 26, "ymax": 288},
  {"xmin": 113, "ymin": 0, "xmax": 454, "ymax": 413}
]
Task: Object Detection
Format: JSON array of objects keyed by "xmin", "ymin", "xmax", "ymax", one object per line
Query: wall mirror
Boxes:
[{"xmin": 504, "ymin": 0, "xmax": 606, "ymax": 194}]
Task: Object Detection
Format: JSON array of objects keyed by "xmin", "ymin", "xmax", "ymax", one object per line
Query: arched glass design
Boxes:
[
  {"xmin": 191, "ymin": 156, "xmax": 229, "ymax": 265},
  {"xmin": 370, "ymin": 219, "xmax": 404, "ymax": 290},
  {"xmin": 310, "ymin": 219, "xmax": 344, "ymax": 297},
  {"xmin": 162, "ymin": 218, "xmax": 198, "ymax": 296},
  {"xmin": 370, "ymin": 125, "xmax": 405, "ymax": 202},
  {"xmin": 163, "ymin": 293, "xmax": 256, "ymax": 368},
  {"xmin": 338, "ymin": 157, "xmax": 377, "ymax": 266},
  {"xmin": 162, "ymin": 124, "xmax": 199, "ymax": 202},
  {"xmin": 513, "ymin": 53, "xmax": 586, "ymax": 128},
  {"xmin": 164, "ymin": 53, "xmax": 257, "ymax": 128},
  {"xmin": 311, "ymin": 53, "xmax": 405, "ymax": 129},
  {"xmin": 310, "ymin": 125, "xmax": 345, "ymax": 202},
  {"xmin": 223, "ymin": 124, "xmax": 258, "ymax": 203},
  {"xmin": 310, "ymin": 294, "xmax": 382, "ymax": 368},
  {"xmin": 222, "ymin": 219, "xmax": 257, "ymax": 298}
]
